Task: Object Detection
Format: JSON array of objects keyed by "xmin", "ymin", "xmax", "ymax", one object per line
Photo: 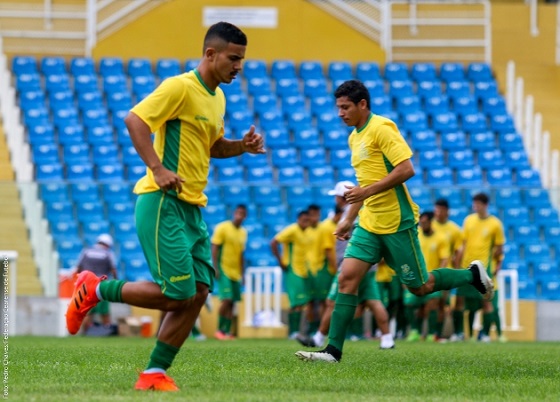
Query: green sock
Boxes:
[
  {"xmin": 98, "ymin": 280, "xmax": 126, "ymax": 303},
  {"xmin": 453, "ymin": 310, "xmax": 464, "ymax": 335},
  {"xmin": 349, "ymin": 317, "xmax": 363, "ymax": 337},
  {"xmin": 428, "ymin": 310, "xmax": 438, "ymax": 335},
  {"xmin": 146, "ymin": 340, "xmax": 180, "ymax": 371},
  {"xmin": 436, "ymin": 319, "xmax": 444, "ymax": 337},
  {"xmin": 288, "ymin": 311, "xmax": 301, "ymax": 334},
  {"xmin": 223, "ymin": 318, "xmax": 232, "ymax": 334},
  {"xmin": 482, "ymin": 312, "xmax": 493, "ymax": 336},
  {"xmin": 494, "ymin": 310, "xmax": 502, "ymax": 336},
  {"xmin": 405, "ymin": 306, "xmax": 419, "ymax": 331},
  {"xmin": 308, "ymin": 320, "xmax": 320, "ymax": 336},
  {"xmin": 327, "ymin": 293, "xmax": 358, "ymax": 351},
  {"xmin": 396, "ymin": 304, "xmax": 407, "ymax": 335},
  {"xmin": 432, "ymin": 269, "xmax": 473, "ymax": 291},
  {"xmin": 218, "ymin": 316, "xmax": 225, "ymax": 333},
  {"xmin": 191, "ymin": 325, "xmax": 200, "ymax": 337}
]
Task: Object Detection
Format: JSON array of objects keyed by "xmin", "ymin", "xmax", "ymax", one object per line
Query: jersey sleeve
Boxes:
[
  {"xmin": 494, "ymin": 219, "xmax": 506, "ymax": 246},
  {"xmin": 275, "ymin": 225, "xmax": 294, "ymax": 243},
  {"xmin": 211, "ymin": 223, "xmax": 225, "ymax": 245},
  {"xmin": 375, "ymin": 121, "xmax": 412, "ymax": 167},
  {"xmin": 131, "ymin": 77, "xmax": 186, "ymax": 133}
]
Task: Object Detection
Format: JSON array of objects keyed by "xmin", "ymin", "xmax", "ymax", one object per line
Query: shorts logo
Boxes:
[
  {"xmin": 401, "ymin": 264, "xmax": 415, "ymax": 280},
  {"xmin": 170, "ymin": 274, "xmax": 191, "ymax": 282}
]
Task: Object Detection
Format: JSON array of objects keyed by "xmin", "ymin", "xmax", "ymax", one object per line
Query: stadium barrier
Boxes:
[
  {"xmin": 498, "ymin": 269, "xmax": 521, "ymax": 331},
  {"xmin": 243, "ymin": 266, "xmax": 283, "ymax": 328}
]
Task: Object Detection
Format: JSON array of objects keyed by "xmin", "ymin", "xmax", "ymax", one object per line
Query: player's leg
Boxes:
[
  {"xmin": 286, "ymin": 270, "xmax": 309, "ymax": 339},
  {"xmin": 403, "ymin": 289, "xmax": 422, "ymax": 341},
  {"xmin": 361, "ymin": 271, "xmax": 394, "ymax": 349},
  {"xmin": 451, "ymin": 294, "xmax": 465, "ymax": 341},
  {"xmin": 216, "ymin": 270, "xmax": 235, "ymax": 339},
  {"xmin": 479, "ymin": 298, "xmax": 494, "ymax": 342},
  {"xmin": 296, "ymin": 225, "xmax": 380, "ymax": 362},
  {"xmin": 425, "ymin": 295, "xmax": 441, "ymax": 341}
]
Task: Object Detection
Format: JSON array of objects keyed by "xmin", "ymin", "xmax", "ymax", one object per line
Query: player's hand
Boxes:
[
  {"xmin": 334, "ymin": 219, "xmax": 353, "ymax": 241},
  {"xmin": 242, "ymin": 125, "xmax": 266, "ymax": 154},
  {"xmin": 343, "ymin": 184, "xmax": 370, "ymax": 204},
  {"xmin": 152, "ymin": 165, "xmax": 185, "ymax": 193}
]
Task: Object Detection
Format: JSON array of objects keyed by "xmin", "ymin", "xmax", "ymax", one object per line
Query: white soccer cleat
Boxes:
[
  {"xmin": 469, "ymin": 260, "xmax": 494, "ymax": 301},
  {"xmin": 295, "ymin": 350, "xmax": 339, "ymax": 363}
]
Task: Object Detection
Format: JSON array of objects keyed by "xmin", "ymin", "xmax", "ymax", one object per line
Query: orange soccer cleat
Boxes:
[
  {"xmin": 134, "ymin": 372, "xmax": 179, "ymax": 392},
  {"xmin": 65, "ymin": 271, "xmax": 105, "ymax": 335}
]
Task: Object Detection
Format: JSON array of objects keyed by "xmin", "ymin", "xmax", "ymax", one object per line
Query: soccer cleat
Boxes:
[
  {"xmin": 134, "ymin": 372, "xmax": 179, "ymax": 392},
  {"xmin": 295, "ymin": 350, "xmax": 339, "ymax": 363},
  {"xmin": 425, "ymin": 334, "xmax": 437, "ymax": 343},
  {"xmin": 214, "ymin": 330, "xmax": 230, "ymax": 340},
  {"xmin": 498, "ymin": 335, "xmax": 508, "ymax": 343},
  {"xmin": 65, "ymin": 271, "xmax": 105, "ymax": 335},
  {"xmin": 295, "ymin": 335, "xmax": 317, "ymax": 348},
  {"xmin": 449, "ymin": 333, "xmax": 464, "ymax": 342},
  {"xmin": 468, "ymin": 260, "xmax": 494, "ymax": 301},
  {"xmin": 405, "ymin": 329, "xmax": 420, "ymax": 342}
]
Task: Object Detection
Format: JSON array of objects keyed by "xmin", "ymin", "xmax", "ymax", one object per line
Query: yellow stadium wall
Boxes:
[{"xmin": 93, "ymin": 0, "xmax": 385, "ymax": 64}]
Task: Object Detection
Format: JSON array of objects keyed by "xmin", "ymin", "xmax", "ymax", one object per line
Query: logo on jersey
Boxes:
[
  {"xmin": 358, "ymin": 142, "xmax": 369, "ymax": 160},
  {"xmin": 195, "ymin": 115, "xmax": 209, "ymax": 122},
  {"xmin": 170, "ymin": 274, "xmax": 191, "ymax": 282},
  {"xmin": 401, "ymin": 264, "xmax": 415, "ymax": 281}
]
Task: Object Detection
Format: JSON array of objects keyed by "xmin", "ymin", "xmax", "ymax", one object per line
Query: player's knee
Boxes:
[{"xmin": 408, "ymin": 286, "xmax": 427, "ymax": 297}]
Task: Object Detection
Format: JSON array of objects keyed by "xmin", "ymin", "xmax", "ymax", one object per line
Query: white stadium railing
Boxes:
[{"xmin": 243, "ymin": 267, "xmax": 283, "ymax": 328}]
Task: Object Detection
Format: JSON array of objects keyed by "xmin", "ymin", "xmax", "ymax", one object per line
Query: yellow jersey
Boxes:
[
  {"xmin": 349, "ymin": 113, "xmax": 419, "ymax": 234},
  {"xmin": 375, "ymin": 260, "xmax": 396, "ymax": 282},
  {"xmin": 211, "ymin": 221, "xmax": 247, "ymax": 281},
  {"xmin": 418, "ymin": 230, "xmax": 451, "ymax": 272},
  {"xmin": 131, "ymin": 70, "xmax": 225, "ymax": 206},
  {"xmin": 308, "ymin": 218, "xmax": 337, "ymax": 275},
  {"xmin": 432, "ymin": 219, "xmax": 463, "ymax": 258},
  {"xmin": 275, "ymin": 223, "xmax": 311, "ymax": 278},
  {"xmin": 460, "ymin": 213, "xmax": 506, "ymax": 275}
]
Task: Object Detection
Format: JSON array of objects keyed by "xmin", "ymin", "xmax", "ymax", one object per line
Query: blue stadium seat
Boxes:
[
  {"xmin": 253, "ymin": 185, "xmax": 282, "ymax": 206},
  {"xmin": 396, "ymin": 96, "xmax": 421, "ymax": 114},
  {"xmin": 247, "ymin": 77, "xmax": 273, "ymax": 96},
  {"xmin": 384, "ymin": 62, "xmax": 409, "ymax": 81},
  {"xmin": 448, "ymin": 206, "xmax": 469, "ymax": 225},
  {"xmin": 323, "ymin": 129, "xmax": 348, "ymax": 150},
  {"xmin": 127, "ymin": 58, "xmax": 152, "ymax": 77},
  {"xmin": 303, "ymin": 78, "xmax": 328, "ymax": 98},
  {"xmin": 223, "ymin": 185, "xmax": 251, "ymax": 206},
  {"xmin": 107, "ymin": 202, "xmax": 134, "ymax": 223},
  {"xmin": 99, "ymin": 57, "xmax": 124, "ymax": 76},
  {"xmin": 87, "ymin": 125, "xmax": 113, "ymax": 145},
  {"xmin": 363, "ymin": 80, "xmax": 385, "ymax": 97},
  {"xmin": 12, "ymin": 56, "xmax": 37, "ymax": 75},
  {"xmin": 220, "ymin": 79, "xmax": 243, "ymax": 96},
  {"xmin": 388, "ymin": 80, "xmax": 414, "ymax": 99},
  {"xmin": 285, "ymin": 186, "xmax": 313, "ymax": 208},
  {"xmin": 433, "ymin": 188, "xmax": 463, "ymax": 207},
  {"xmin": 131, "ymin": 75, "xmax": 156, "ymax": 98},
  {"xmin": 246, "ymin": 166, "xmax": 274, "ymax": 184},
  {"xmin": 57, "ymin": 236, "xmax": 83, "ymax": 258},
  {"xmin": 156, "ymin": 58, "xmax": 181, "ymax": 79},
  {"xmin": 440, "ymin": 131, "xmax": 467, "ymax": 151},
  {"xmin": 241, "ymin": 60, "xmax": 266, "ymax": 80},
  {"xmin": 474, "ymin": 81, "xmax": 498, "ymax": 101},
  {"xmin": 123, "ymin": 256, "xmax": 151, "ymax": 282},
  {"xmin": 328, "ymin": 62, "xmax": 353, "ymax": 81},
  {"xmin": 461, "ymin": 113, "xmax": 487, "ymax": 132},
  {"xmin": 516, "ymin": 169, "xmax": 541, "ymax": 187},
  {"xmin": 184, "ymin": 59, "xmax": 199, "ymax": 72},
  {"xmin": 51, "ymin": 220, "xmax": 79, "ymax": 241},
  {"xmin": 371, "ymin": 96, "xmax": 392, "ymax": 115},
  {"xmin": 310, "ymin": 96, "xmax": 335, "ymax": 117},
  {"xmin": 486, "ymin": 168, "xmax": 513, "ymax": 187},
  {"xmin": 253, "ymin": 94, "xmax": 277, "ymax": 116},
  {"xmin": 416, "ymin": 81, "xmax": 442, "ymax": 100},
  {"xmin": 240, "ymin": 152, "xmax": 268, "ymax": 168},
  {"xmin": 503, "ymin": 206, "xmax": 530, "ymax": 226},
  {"xmin": 456, "ymin": 167, "xmax": 483, "ymax": 187},
  {"xmin": 76, "ymin": 201, "xmax": 104, "ymax": 223},
  {"xmin": 265, "ymin": 127, "xmax": 290, "ymax": 148},
  {"xmin": 409, "ymin": 130, "xmax": 435, "ymax": 153},
  {"xmin": 67, "ymin": 163, "xmax": 94, "ymax": 181},
  {"xmin": 308, "ymin": 166, "xmax": 334, "ymax": 185},
  {"xmin": 401, "ymin": 111, "xmax": 428, "ymax": 131},
  {"xmin": 24, "ymin": 106, "xmax": 49, "ymax": 127},
  {"xmin": 281, "ymin": 95, "xmax": 306, "ymax": 117},
  {"xmin": 478, "ymin": 150, "xmax": 505, "ymax": 170},
  {"xmin": 96, "ymin": 165, "xmax": 124, "ymax": 182},
  {"xmin": 277, "ymin": 166, "xmax": 304, "ymax": 184},
  {"xmin": 467, "ymin": 62, "xmax": 493, "ymax": 82},
  {"xmin": 70, "ymin": 182, "xmax": 99, "ymax": 203},
  {"xmin": 490, "ymin": 114, "xmax": 515, "ymax": 133},
  {"xmin": 453, "ymin": 96, "xmax": 479, "ymax": 117},
  {"xmin": 211, "ymin": 156, "xmax": 239, "ymax": 169},
  {"xmin": 32, "ymin": 143, "xmax": 59, "ymax": 165},
  {"xmin": 337, "ymin": 167, "xmax": 356, "ymax": 182},
  {"xmin": 36, "ymin": 163, "xmax": 63, "ymax": 181},
  {"xmin": 408, "ymin": 187, "xmax": 432, "ymax": 207},
  {"xmin": 299, "ymin": 61, "xmax": 324, "ymax": 80},
  {"xmin": 40, "ymin": 182, "xmax": 69, "ymax": 204},
  {"xmin": 503, "ymin": 261, "xmax": 529, "ymax": 277},
  {"xmin": 271, "ymin": 60, "xmax": 297, "ymax": 80},
  {"xmin": 330, "ymin": 148, "xmax": 352, "ymax": 169},
  {"xmin": 419, "ymin": 149, "xmax": 445, "ymax": 168},
  {"xmin": 482, "ymin": 96, "xmax": 507, "ymax": 116},
  {"xmin": 287, "ymin": 111, "xmax": 312, "ymax": 131},
  {"xmin": 225, "ymin": 93, "xmax": 249, "ymax": 118},
  {"xmin": 469, "ymin": 131, "xmax": 496, "ymax": 151},
  {"xmin": 356, "ymin": 62, "xmax": 381, "ymax": 81},
  {"xmin": 74, "ymin": 74, "xmax": 99, "ymax": 93},
  {"xmin": 432, "ymin": 112, "xmax": 459, "ymax": 133},
  {"xmin": 424, "ymin": 95, "xmax": 450, "ymax": 117},
  {"xmin": 82, "ymin": 220, "xmax": 110, "ymax": 238},
  {"xmin": 513, "ymin": 225, "xmax": 539, "ymax": 243},
  {"xmin": 534, "ymin": 208, "xmax": 560, "ymax": 228},
  {"xmin": 517, "ymin": 277, "xmax": 537, "ymax": 299},
  {"xmin": 439, "ymin": 62, "xmax": 465, "ymax": 82},
  {"xmin": 16, "ymin": 73, "xmax": 41, "ymax": 92},
  {"xmin": 77, "ymin": 91, "xmax": 103, "ymax": 111},
  {"xmin": 494, "ymin": 188, "xmax": 522, "ymax": 209},
  {"xmin": 103, "ymin": 182, "xmax": 132, "ymax": 204},
  {"xmin": 53, "ymin": 107, "xmax": 79, "ymax": 128},
  {"xmin": 447, "ymin": 149, "xmax": 475, "ymax": 169},
  {"xmin": 317, "ymin": 112, "xmax": 343, "ymax": 133},
  {"xmin": 300, "ymin": 148, "xmax": 326, "ymax": 168},
  {"xmin": 28, "ymin": 123, "xmax": 55, "ymax": 145},
  {"xmin": 103, "ymin": 75, "xmax": 128, "ymax": 94},
  {"xmin": 201, "ymin": 204, "xmax": 227, "ymax": 225},
  {"xmin": 446, "ymin": 81, "xmax": 471, "ymax": 101},
  {"xmin": 524, "ymin": 242, "xmax": 551, "ymax": 265},
  {"xmin": 45, "ymin": 74, "xmax": 71, "ymax": 93},
  {"xmin": 92, "ymin": 144, "xmax": 119, "ymax": 165},
  {"xmin": 523, "ymin": 188, "xmax": 551, "ymax": 209},
  {"xmin": 426, "ymin": 167, "xmax": 453, "ymax": 186},
  {"xmin": 126, "ymin": 164, "xmax": 145, "ymax": 182},
  {"xmin": 19, "ymin": 90, "xmax": 45, "ymax": 111},
  {"xmin": 229, "ymin": 111, "xmax": 254, "ymax": 133},
  {"xmin": 271, "ymin": 147, "xmax": 297, "ymax": 167},
  {"xmin": 541, "ymin": 280, "xmax": 560, "ymax": 300},
  {"xmin": 411, "ymin": 63, "xmax": 437, "ymax": 82},
  {"xmin": 504, "ymin": 150, "xmax": 530, "ymax": 170},
  {"xmin": 58, "ymin": 124, "xmax": 86, "ymax": 145},
  {"xmin": 217, "ymin": 166, "xmax": 244, "ymax": 183},
  {"xmin": 70, "ymin": 57, "xmax": 95, "ymax": 76},
  {"xmin": 275, "ymin": 78, "xmax": 300, "ymax": 98}
]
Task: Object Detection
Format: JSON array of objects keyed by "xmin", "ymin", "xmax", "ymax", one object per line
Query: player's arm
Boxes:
[
  {"xmin": 334, "ymin": 201, "xmax": 362, "ymax": 240},
  {"xmin": 344, "ymin": 159, "xmax": 415, "ymax": 204},
  {"xmin": 269, "ymin": 238, "xmax": 286, "ymax": 271},
  {"xmin": 492, "ymin": 244, "xmax": 504, "ymax": 276},
  {"xmin": 211, "ymin": 126, "xmax": 265, "ymax": 158},
  {"xmin": 211, "ymin": 243, "xmax": 221, "ymax": 279}
]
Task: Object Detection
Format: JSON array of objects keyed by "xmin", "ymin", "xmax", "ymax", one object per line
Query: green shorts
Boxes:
[
  {"xmin": 218, "ymin": 271, "xmax": 241, "ymax": 302},
  {"xmin": 465, "ymin": 296, "xmax": 483, "ymax": 312},
  {"xmin": 456, "ymin": 284, "xmax": 483, "ymax": 299},
  {"xmin": 309, "ymin": 263, "xmax": 335, "ymax": 301},
  {"xmin": 135, "ymin": 191, "xmax": 215, "ymax": 300},
  {"xmin": 403, "ymin": 288, "xmax": 441, "ymax": 306},
  {"xmin": 89, "ymin": 300, "xmax": 109, "ymax": 315},
  {"xmin": 286, "ymin": 268, "xmax": 310, "ymax": 308},
  {"xmin": 344, "ymin": 224, "xmax": 428, "ymax": 289},
  {"xmin": 377, "ymin": 275, "xmax": 403, "ymax": 307},
  {"xmin": 328, "ymin": 271, "xmax": 381, "ymax": 303}
]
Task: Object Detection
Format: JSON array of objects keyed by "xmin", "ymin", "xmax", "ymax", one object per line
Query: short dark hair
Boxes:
[
  {"xmin": 297, "ymin": 210, "xmax": 309, "ymax": 219},
  {"xmin": 334, "ymin": 80, "xmax": 370, "ymax": 110},
  {"xmin": 472, "ymin": 193, "xmax": 490, "ymax": 205},
  {"xmin": 435, "ymin": 199, "xmax": 449, "ymax": 209},
  {"xmin": 334, "ymin": 205, "xmax": 344, "ymax": 215},
  {"xmin": 235, "ymin": 204, "xmax": 247, "ymax": 211},
  {"xmin": 307, "ymin": 204, "xmax": 321, "ymax": 213},
  {"xmin": 203, "ymin": 21, "xmax": 247, "ymax": 51},
  {"xmin": 420, "ymin": 211, "xmax": 434, "ymax": 221}
]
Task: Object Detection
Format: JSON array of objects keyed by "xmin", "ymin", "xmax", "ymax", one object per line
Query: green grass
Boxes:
[{"xmin": 10, "ymin": 336, "xmax": 560, "ymax": 402}]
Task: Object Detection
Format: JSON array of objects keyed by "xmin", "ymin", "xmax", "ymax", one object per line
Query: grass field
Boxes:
[{"xmin": 11, "ymin": 336, "xmax": 560, "ymax": 402}]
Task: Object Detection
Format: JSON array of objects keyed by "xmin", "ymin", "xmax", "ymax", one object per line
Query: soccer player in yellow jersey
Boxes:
[
  {"xmin": 404, "ymin": 212, "xmax": 450, "ymax": 342},
  {"xmin": 271, "ymin": 211, "xmax": 312, "ymax": 338},
  {"xmin": 65, "ymin": 22, "xmax": 265, "ymax": 391},
  {"xmin": 306, "ymin": 205, "xmax": 338, "ymax": 335},
  {"xmin": 433, "ymin": 198, "xmax": 463, "ymax": 339},
  {"xmin": 211, "ymin": 204, "xmax": 248, "ymax": 340},
  {"xmin": 296, "ymin": 80, "xmax": 492, "ymax": 363},
  {"xmin": 451, "ymin": 193, "xmax": 505, "ymax": 342}
]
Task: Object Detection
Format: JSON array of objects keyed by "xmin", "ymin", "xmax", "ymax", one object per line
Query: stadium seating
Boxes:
[{"xmin": 16, "ymin": 58, "xmax": 559, "ymax": 295}]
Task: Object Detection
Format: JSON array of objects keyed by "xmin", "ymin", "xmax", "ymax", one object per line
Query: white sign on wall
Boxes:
[{"xmin": 203, "ymin": 7, "xmax": 278, "ymax": 29}]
